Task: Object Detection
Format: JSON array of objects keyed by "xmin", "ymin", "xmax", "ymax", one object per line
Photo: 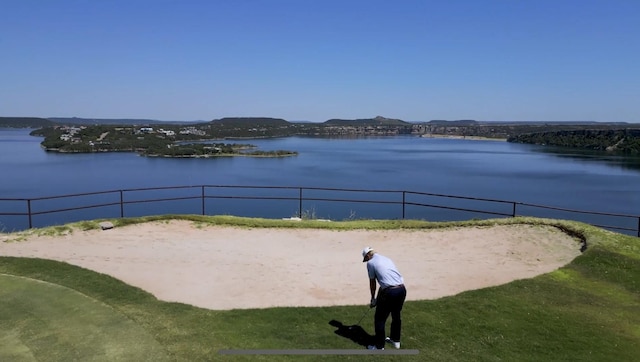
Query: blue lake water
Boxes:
[{"xmin": 1, "ymin": 128, "xmax": 639, "ymax": 232}]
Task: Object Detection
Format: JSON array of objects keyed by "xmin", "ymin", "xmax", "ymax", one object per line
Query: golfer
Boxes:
[{"xmin": 362, "ymin": 247, "xmax": 406, "ymax": 350}]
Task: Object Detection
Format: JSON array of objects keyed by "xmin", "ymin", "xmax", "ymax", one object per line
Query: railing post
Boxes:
[
  {"xmin": 202, "ymin": 186, "xmax": 205, "ymax": 215},
  {"xmin": 637, "ymin": 216, "xmax": 639, "ymax": 238},
  {"xmin": 299, "ymin": 188, "xmax": 303, "ymax": 218},
  {"xmin": 27, "ymin": 199, "xmax": 32, "ymax": 229},
  {"xmin": 120, "ymin": 190, "xmax": 124, "ymax": 218},
  {"xmin": 512, "ymin": 202, "xmax": 517, "ymax": 217},
  {"xmin": 402, "ymin": 191, "xmax": 406, "ymax": 219}
]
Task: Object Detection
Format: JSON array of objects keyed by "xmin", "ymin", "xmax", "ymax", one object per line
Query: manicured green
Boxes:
[
  {"xmin": 0, "ymin": 274, "xmax": 170, "ymax": 361},
  {"xmin": 1, "ymin": 216, "xmax": 638, "ymax": 361}
]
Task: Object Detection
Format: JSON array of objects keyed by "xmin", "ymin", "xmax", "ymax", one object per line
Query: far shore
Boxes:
[
  {"xmin": 421, "ymin": 134, "xmax": 507, "ymax": 141},
  {"xmin": 143, "ymin": 152, "xmax": 298, "ymax": 158}
]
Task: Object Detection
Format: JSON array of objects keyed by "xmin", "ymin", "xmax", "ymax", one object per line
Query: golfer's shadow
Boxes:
[{"xmin": 329, "ymin": 319, "xmax": 375, "ymax": 347}]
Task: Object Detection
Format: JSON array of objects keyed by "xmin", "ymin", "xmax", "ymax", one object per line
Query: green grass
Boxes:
[
  {"xmin": 0, "ymin": 274, "xmax": 170, "ymax": 361},
  {"xmin": 1, "ymin": 216, "xmax": 639, "ymax": 361}
]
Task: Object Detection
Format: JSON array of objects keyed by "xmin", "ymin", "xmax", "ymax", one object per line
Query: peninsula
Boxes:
[{"xmin": 31, "ymin": 121, "xmax": 299, "ymax": 158}]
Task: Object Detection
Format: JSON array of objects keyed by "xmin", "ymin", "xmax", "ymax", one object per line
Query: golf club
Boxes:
[{"xmin": 349, "ymin": 307, "xmax": 372, "ymax": 329}]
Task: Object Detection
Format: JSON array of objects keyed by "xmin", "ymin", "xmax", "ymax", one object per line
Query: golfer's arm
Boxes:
[{"xmin": 369, "ymin": 278, "xmax": 377, "ymax": 299}]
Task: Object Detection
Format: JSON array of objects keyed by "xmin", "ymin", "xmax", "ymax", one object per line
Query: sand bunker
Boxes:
[{"xmin": 0, "ymin": 221, "xmax": 583, "ymax": 310}]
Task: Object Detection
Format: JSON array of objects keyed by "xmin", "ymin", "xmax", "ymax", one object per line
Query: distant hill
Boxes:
[
  {"xmin": 427, "ymin": 120, "xmax": 479, "ymax": 126},
  {"xmin": 209, "ymin": 117, "xmax": 291, "ymax": 127},
  {"xmin": 6, "ymin": 115, "xmax": 635, "ymax": 129},
  {"xmin": 48, "ymin": 117, "xmax": 192, "ymax": 125},
  {"xmin": 0, "ymin": 117, "xmax": 55, "ymax": 128},
  {"xmin": 324, "ymin": 116, "xmax": 409, "ymax": 126}
]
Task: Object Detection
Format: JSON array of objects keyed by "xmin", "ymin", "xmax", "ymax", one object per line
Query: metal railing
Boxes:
[{"xmin": 1, "ymin": 185, "xmax": 638, "ymax": 237}]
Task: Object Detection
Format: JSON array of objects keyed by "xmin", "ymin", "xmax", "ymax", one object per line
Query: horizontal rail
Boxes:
[
  {"xmin": 406, "ymin": 190, "xmax": 515, "ymax": 205},
  {"xmin": 403, "ymin": 201, "xmax": 513, "ymax": 218},
  {"xmin": 27, "ymin": 190, "xmax": 119, "ymax": 202},
  {"xmin": 590, "ymin": 223, "xmax": 638, "ymax": 233},
  {"xmin": 515, "ymin": 201, "xmax": 637, "ymax": 218},
  {"xmin": 124, "ymin": 196, "xmax": 203, "ymax": 205},
  {"xmin": 29, "ymin": 202, "xmax": 122, "ymax": 216}
]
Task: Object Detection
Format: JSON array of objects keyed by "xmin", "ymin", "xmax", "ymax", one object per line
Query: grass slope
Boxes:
[
  {"xmin": 0, "ymin": 216, "xmax": 639, "ymax": 361},
  {"xmin": 0, "ymin": 274, "xmax": 170, "ymax": 361}
]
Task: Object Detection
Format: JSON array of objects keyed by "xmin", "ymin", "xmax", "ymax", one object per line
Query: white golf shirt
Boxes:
[{"xmin": 366, "ymin": 253, "xmax": 404, "ymax": 289}]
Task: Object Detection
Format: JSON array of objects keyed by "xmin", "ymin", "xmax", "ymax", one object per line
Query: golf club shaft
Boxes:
[{"xmin": 355, "ymin": 307, "xmax": 372, "ymax": 325}]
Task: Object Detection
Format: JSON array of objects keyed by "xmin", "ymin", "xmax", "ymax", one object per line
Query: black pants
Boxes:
[{"xmin": 374, "ymin": 285, "xmax": 407, "ymax": 349}]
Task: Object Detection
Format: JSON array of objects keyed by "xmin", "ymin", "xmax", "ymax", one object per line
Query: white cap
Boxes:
[{"xmin": 362, "ymin": 247, "xmax": 374, "ymax": 262}]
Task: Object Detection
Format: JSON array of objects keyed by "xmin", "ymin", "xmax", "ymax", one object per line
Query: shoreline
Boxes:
[
  {"xmin": 420, "ymin": 134, "xmax": 507, "ymax": 141},
  {"xmin": 143, "ymin": 152, "xmax": 298, "ymax": 158}
]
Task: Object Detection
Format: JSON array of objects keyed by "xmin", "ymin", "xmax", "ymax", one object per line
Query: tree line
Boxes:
[{"xmin": 508, "ymin": 129, "xmax": 640, "ymax": 154}]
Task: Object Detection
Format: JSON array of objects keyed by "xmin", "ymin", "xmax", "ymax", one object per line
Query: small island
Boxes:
[{"xmin": 32, "ymin": 124, "xmax": 298, "ymax": 158}]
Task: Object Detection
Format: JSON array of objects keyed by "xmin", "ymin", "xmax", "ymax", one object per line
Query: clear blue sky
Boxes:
[{"xmin": 1, "ymin": 0, "xmax": 638, "ymax": 122}]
